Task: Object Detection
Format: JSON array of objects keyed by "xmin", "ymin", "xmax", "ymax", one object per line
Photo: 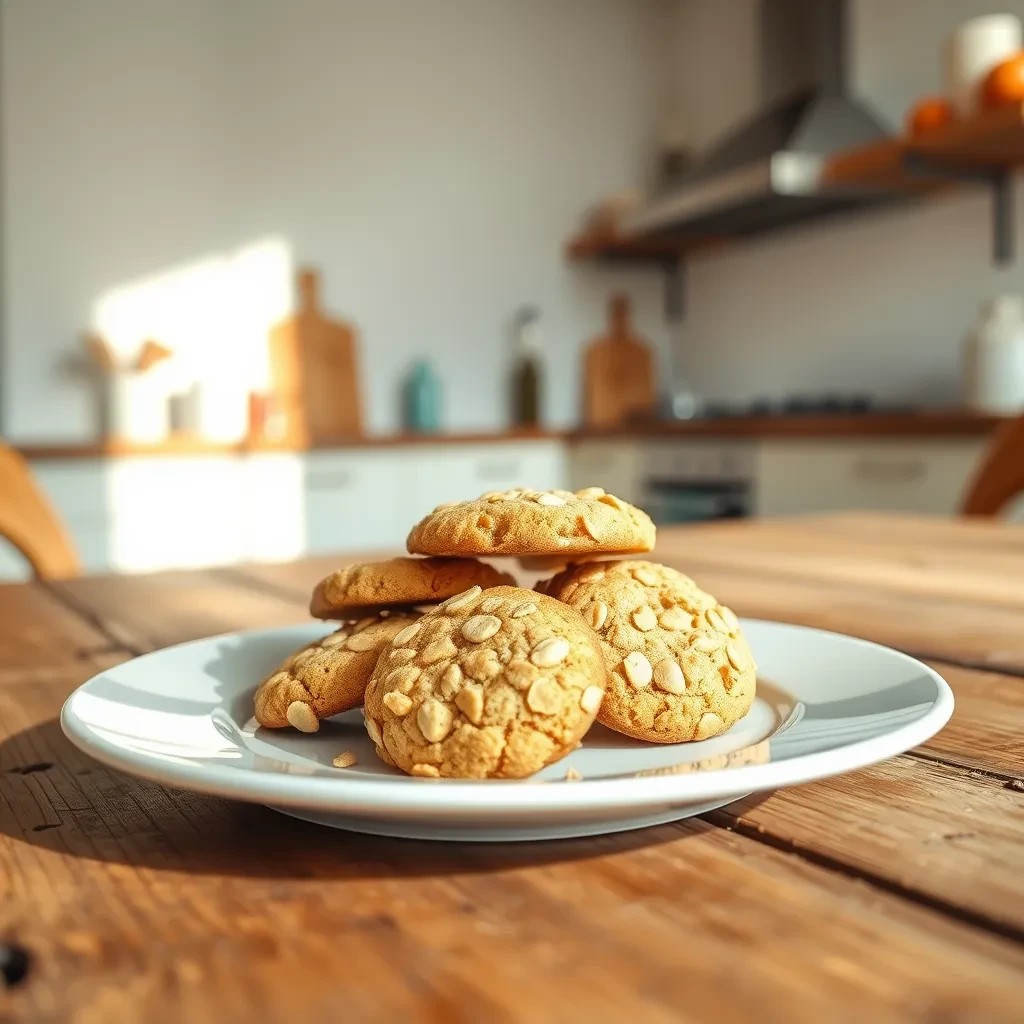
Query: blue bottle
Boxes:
[{"xmin": 404, "ymin": 359, "xmax": 441, "ymax": 434}]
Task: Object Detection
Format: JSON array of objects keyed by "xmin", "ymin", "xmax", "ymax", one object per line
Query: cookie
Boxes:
[
  {"xmin": 541, "ymin": 560, "xmax": 755, "ymax": 743},
  {"xmin": 363, "ymin": 585, "xmax": 607, "ymax": 778},
  {"xmin": 254, "ymin": 612, "xmax": 421, "ymax": 731},
  {"xmin": 406, "ymin": 486, "xmax": 655, "ymax": 558},
  {"xmin": 310, "ymin": 556, "xmax": 514, "ymax": 619}
]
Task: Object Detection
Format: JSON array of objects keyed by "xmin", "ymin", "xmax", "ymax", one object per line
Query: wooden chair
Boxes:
[
  {"xmin": 961, "ymin": 415, "xmax": 1024, "ymax": 516},
  {"xmin": 0, "ymin": 443, "xmax": 81, "ymax": 578}
]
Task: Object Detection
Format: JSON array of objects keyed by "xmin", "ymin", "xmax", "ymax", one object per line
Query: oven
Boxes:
[{"xmin": 641, "ymin": 440, "xmax": 756, "ymax": 524}]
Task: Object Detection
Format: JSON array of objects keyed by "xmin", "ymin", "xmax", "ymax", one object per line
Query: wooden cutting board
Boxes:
[
  {"xmin": 583, "ymin": 294, "xmax": 655, "ymax": 427},
  {"xmin": 268, "ymin": 268, "xmax": 363, "ymax": 444}
]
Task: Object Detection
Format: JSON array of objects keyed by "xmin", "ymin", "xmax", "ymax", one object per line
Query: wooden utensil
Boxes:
[
  {"xmin": 583, "ymin": 294, "xmax": 655, "ymax": 427},
  {"xmin": 82, "ymin": 333, "xmax": 119, "ymax": 372},
  {"xmin": 135, "ymin": 339, "xmax": 174, "ymax": 372},
  {"xmin": 268, "ymin": 267, "xmax": 362, "ymax": 444}
]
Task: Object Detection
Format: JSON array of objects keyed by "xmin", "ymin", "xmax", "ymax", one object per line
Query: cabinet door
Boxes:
[
  {"xmin": 302, "ymin": 451, "xmax": 406, "ymax": 555},
  {"xmin": 240, "ymin": 454, "xmax": 307, "ymax": 563},
  {"xmin": 105, "ymin": 457, "xmax": 247, "ymax": 571},
  {"xmin": 408, "ymin": 442, "xmax": 568, "ymax": 521},
  {"xmin": 569, "ymin": 441, "xmax": 642, "ymax": 502},
  {"xmin": 755, "ymin": 440, "xmax": 987, "ymax": 517}
]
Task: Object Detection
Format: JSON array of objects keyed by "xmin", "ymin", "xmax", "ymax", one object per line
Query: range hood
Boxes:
[{"xmin": 623, "ymin": 0, "xmax": 896, "ymax": 241}]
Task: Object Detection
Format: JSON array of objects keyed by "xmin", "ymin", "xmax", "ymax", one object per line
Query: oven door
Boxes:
[{"xmin": 643, "ymin": 478, "xmax": 752, "ymax": 524}]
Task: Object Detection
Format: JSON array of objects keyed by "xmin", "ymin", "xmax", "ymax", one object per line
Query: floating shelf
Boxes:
[{"xmin": 568, "ymin": 104, "xmax": 1024, "ymax": 264}]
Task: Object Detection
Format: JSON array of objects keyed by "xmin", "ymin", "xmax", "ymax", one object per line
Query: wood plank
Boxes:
[
  {"xmin": 800, "ymin": 512, "xmax": 1024, "ymax": 557},
  {"xmin": 0, "ymin": 581, "xmax": 116, "ymax": 672},
  {"xmin": 655, "ymin": 517, "xmax": 1024, "ymax": 610},
  {"xmin": 2, "ymin": 675, "xmax": 1023, "ymax": 1023},
  {"xmin": 712, "ymin": 754, "xmax": 1024, "ymax": 939},
  {"xmin": 107, "ymin": 560, "xmax": 1024, "ymax": 935},
  {"xmin": 919, "ymin": 662, "xmax": 1024, "ymax": 778},
  {"xmin": 49, "ymin": 569, "xmax": 310, "ymax": 653},
  {"xmin": 650, "ymin": 555, "xmax": 1024, "ymax": 673}
]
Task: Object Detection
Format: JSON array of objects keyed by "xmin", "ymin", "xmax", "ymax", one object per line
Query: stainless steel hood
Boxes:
[{"xmin": 623, "ymin": 0, "xmax": 896, "ymax": 241}]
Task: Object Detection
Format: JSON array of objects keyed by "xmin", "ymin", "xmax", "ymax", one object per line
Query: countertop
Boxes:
[
  {"xmin": 2, "ymin": 514, "xmax": 1022, "ymax": 1021},
  {"xmin": 14, "ymin": 410, "xmax": 1007, "ymax": 459}
]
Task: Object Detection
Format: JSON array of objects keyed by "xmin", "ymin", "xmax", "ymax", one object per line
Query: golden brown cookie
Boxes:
[
  {"xmin": 363, "ymin": 585, "xmax": 607, "ymax": 778},
  {"xmin": 406, "ymin": 486, "xmax": 655, "ymax": 558},
  {"xmin": 310, "ymin": 556, "xmax": 514, "ymax": 619},
  {"xmin": 254, "ymin": 612, "xmax": 421, "ymax": 731},
  {"xmin": 541, "ymin": 560, "xmax": 755, "ymax": 743}
]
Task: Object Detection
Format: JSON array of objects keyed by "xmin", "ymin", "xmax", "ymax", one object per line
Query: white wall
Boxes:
[
  {"xmin": 1, "ymin": 0, "xmax": 671, "ymax": 441},
  {"xmin": 669, "ymin": 0, "xmax": 1024, "ymax": 407}
]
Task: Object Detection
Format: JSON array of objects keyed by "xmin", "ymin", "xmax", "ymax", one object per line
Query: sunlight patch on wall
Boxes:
[{"xmin": 90, "ymin": 236, "xmax": 294, "ymax": 393}]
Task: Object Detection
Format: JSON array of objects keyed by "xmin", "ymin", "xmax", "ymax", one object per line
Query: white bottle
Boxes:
[
  {"xmin": 944, "ymin": 14, "xmax": 1023, "ymax": 116},
  {"xmin": 965, "ymin": 295, "xmax": 1024, "ymax": 414}
]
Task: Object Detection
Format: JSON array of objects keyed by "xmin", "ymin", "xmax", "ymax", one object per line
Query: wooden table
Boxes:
[{"xmin": 2, "ymin": 513, "xmax": 1023, "ymax": 1022}]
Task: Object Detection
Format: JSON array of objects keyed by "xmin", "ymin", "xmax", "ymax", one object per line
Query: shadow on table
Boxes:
[{"xmin": 0, "ymin": 718, "xmax": 764, "ymax": 878}]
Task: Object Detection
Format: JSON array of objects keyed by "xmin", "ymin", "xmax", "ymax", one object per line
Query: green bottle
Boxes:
[
  {"xmin": 404, "ymin": 359, "xmax": 441, "ymax": 434},
  {"xmin": 511, "ymin": 306, "xmax": 542, "ymax": 428}
]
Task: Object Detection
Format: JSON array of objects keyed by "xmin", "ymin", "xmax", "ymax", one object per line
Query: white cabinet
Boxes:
[
  {"xmin": 568, "ymin": 440, "xmax": 643, "ymax": 502},
  {"xmin": 409, "ymin": 441, "xmax": 568, "ymax": 522},
  {"xmin": 302, "ymin": 450, "xmax": 407, "ymax": 554},
  {"xmin": 239, "ymin": 454, "xmax": 306, "ymax": 563},
  {"xmin": 754, "ymin": 439, "xmax": 987, "ymax": 517},
  {"xmin": 105, "ymin": 456, "xmax": 247, "ymax": 571}
]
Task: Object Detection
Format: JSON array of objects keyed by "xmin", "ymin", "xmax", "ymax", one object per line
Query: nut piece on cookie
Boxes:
[
  {"xmin": 310, "ymin": 556, "xmax": 514, "ymax": 620},
  {"xmin": 405, "ymin": 486, "xmax": 655, "ymax": 559},
  {"xmin": 254, "ymin": 612, "xmax": 422, "ymax": 730},
  {"xmin": 363, "ymin": 585, "xmax": 608, "ymax": 779},
  {"xmin": 541, "ymin": 560, "xmax": 756, "ymax": 744}
]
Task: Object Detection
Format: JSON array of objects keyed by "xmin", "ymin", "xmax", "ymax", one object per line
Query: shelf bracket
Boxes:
[
  {"xmin": 662, "ymin": 256, "xmax": 686, "ymax": 322},
  {"xmin": 992, "ymin": 170, "xmax": 1015, "ymax": 266},
  {"xmin": 903, "ymin": 152, "xmax": 1016, "ymax": 266}
]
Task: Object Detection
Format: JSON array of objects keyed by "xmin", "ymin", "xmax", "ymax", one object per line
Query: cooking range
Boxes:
[{"xmin": 640, "ymin": 393, "xmax": 902, "ymax": 524}]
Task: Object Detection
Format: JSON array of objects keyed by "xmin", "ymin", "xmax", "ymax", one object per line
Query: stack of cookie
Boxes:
[{"xmin": 254, "ymin": 486, "xmax": 756, "ymax": 779}]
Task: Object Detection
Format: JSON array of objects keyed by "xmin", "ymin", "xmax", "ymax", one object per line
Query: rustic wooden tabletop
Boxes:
[{"xmin": 1, "ymin": 513, "xmax": 1023, "ymax": 1022}]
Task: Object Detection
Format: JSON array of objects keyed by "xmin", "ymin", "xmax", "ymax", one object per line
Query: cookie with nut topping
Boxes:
[
  {"xmin": 363, "ymin": 585, "xmax": 607, "ymax": 778},
  {"xmin": 254, "ymin": 612, "xmax": 422, "ymax": 731},
  {"xmin": 406, "ymin": 487, "xmax": 655, "ymax": 558},
  {"xmin": 310, "ymin": 556, "xmax": 514, "ymax": 619},
  {"xmin": 541, "ymin": 560, "xmax": 755, "ymax": 743}
]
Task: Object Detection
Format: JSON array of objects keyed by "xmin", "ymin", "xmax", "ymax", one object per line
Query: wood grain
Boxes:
[
  {"xmin": 49, "ymin": 570, "xmax": 309, "ymax": 653},
  {"xmin": 2, "ymin": 678, "xmax": 1023, "ymax": 1023},
  {"xmin": 919, "ymin": 662, "xmax": 1024, "ymax": 777},
  {"xmin": 0, "ymin": 582, "xmax": 112, "ymax": 675},
  {"xmin": 81, "ymin": 557, "xmax": 1023, "ymax": 936},
  {"xmin": 4, "ymin": 516, "xmax": 1024, "ymax": 1021}
]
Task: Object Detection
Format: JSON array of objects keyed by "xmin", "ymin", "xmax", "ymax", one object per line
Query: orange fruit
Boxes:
[
  {"xmin": 982, "ymin": 53, "xmax": 1024, "ymax": 109},
  {"xmin": 906, "ymin": 96, "xmax": 954, "ymax": 137}
]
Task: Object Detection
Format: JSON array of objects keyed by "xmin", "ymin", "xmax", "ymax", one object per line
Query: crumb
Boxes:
[
  {"xmin": 332, "ymin": 751, "xmax": 357, "ymax": 769},
  {"xmin": 565, "ymin": 767, "xmax": 582, "ymax": 781}
]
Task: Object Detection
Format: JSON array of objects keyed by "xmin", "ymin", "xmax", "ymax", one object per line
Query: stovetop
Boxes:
[{"xmin": 690, "ymin": 395, "xmax": 911, "ymax": 420}]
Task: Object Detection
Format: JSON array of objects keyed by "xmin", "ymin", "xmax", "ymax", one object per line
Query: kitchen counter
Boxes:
[
  {"xmin": 13, "ymin": 410, "xmax": 1008, "ymax": 459},
  {"xmin": 570, "ymin": 409, "xmax": 1008, "ymax": 441}
]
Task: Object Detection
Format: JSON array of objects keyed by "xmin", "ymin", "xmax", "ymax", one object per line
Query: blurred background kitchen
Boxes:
[{"xmin": 3, "ymin": 0, "xmax": 1024, "ymax": 580}]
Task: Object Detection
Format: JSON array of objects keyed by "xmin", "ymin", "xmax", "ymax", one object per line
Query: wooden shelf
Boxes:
[
  {"xmin": 566, "ymin": 232, "xmax": 699, "ymax": 262},
  {"xmin": 569, "ymin": 105, "xmax": 1024, "ymax": 263},
  {"xmin": 16, "ymin": 412, "xmax": 1005, "ymax": 460},
  {"xmin": 16, "ymin": 429, "xmax": 568, "ymax": 461}
]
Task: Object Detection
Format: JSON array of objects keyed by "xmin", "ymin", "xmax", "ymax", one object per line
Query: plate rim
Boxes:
[{"xmin": 60, "ymin": 618, "xmax": 954, "ymax": 816}]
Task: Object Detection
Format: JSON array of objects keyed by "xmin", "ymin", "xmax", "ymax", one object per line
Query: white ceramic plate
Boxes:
[{"xmin": 61, "ymin": 619, "xmax": 953, "ymax": 842}]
